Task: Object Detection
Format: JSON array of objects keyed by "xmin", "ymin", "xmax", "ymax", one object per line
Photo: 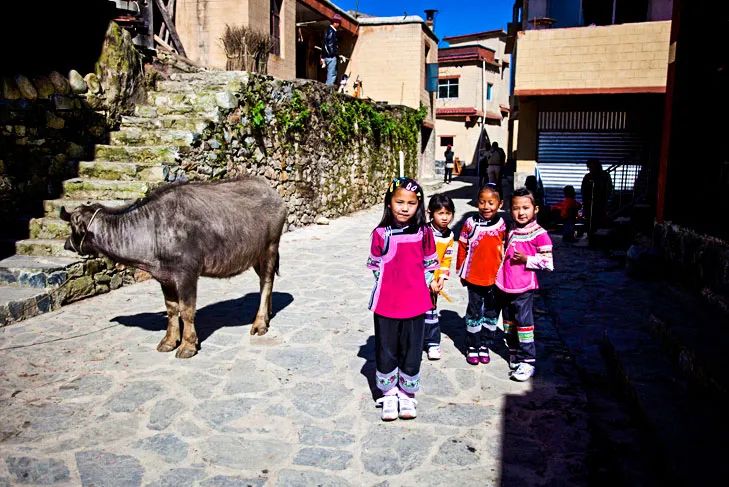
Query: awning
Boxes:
[{"xmin": 436, "ymin": 107, "xmax": 483, "ymax": 118}]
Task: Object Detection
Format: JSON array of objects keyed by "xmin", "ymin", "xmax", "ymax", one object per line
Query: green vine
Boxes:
[
  {"xmin": 250, "ymin": 100, "xmax": 266, "ymax": 130},
  {"xmin": 276, "ymin": 89, "xmax": 311, "ymax": 138}
]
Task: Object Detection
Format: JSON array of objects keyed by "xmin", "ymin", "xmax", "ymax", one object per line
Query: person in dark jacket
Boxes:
[
  {"xmin": 322, "ymin": 14, "xmax": 341, "ymax": 86},
  {"xmin": 581, "ymin": 158, "xmax": 612, "ymax": 234},
  {"xmin": 444, "ymin": 145, "xmax": 454, "ymax": 183}
]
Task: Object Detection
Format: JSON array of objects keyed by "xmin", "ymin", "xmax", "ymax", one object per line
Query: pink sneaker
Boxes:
[
  {"xmin": 466, "ymin": 348, "xmax": 479, "ymax": 365},
  {"xmin": 478, "ymin": 347, "xmax": 491, "ymax": 364}
]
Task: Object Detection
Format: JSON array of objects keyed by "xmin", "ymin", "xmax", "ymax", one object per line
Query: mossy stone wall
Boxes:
[{"xmin": 165, "ymin": 73, "xmax": 426, "ymax": 230}]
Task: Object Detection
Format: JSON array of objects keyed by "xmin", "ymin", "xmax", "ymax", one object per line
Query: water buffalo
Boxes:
[{"xmin": 60, "ymin": 177, "xmax": 287, "ymax": 358}]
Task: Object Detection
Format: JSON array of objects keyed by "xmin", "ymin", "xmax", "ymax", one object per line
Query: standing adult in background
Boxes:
[
  {"xmin": 487, "ymin": 142, "xmax": 506, "ymax": 189},
  {"xmin": 322, "ymin": 14, "xmax": 342, "ymax": 86},
  {"xmin": 581, "ymin": 158, "xmax": 613, "ymax": 233},
  {"xmin": 443, "ymin": 145, "xmax": 455, "ymax": 184}
]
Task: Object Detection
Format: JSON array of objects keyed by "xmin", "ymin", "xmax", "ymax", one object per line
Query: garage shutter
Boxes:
[{"xmin": 536, "ymin": 111, "xmax": 646, "ymax": 205}]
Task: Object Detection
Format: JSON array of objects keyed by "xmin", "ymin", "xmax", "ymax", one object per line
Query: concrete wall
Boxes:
[
  {"xmin": 176, "ymin": 0, "xmax": 295, "ymax": 78},
  {"xmin": 347, "ymin": 23, "xmax": 423, "ymax": 109},
  {"xmin": 514, "ymin": 21, "xmax": 671, "ymax": 95},
  {"xmin": 435, "ymin": 118, "xmax": 484, "ymax": 167},
  {"xmin": 347, "ymin": 21, "xmax": 437, "ymax": 179}
]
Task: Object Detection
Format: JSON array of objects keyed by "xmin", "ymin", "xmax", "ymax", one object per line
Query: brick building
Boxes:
[
  {"xmin": 507, "ymin": 0, "xmax": 673, "ymax": 207},
  {"xmin": 435, "ymin": 30, "xmax": 511, "ymax": 170}
]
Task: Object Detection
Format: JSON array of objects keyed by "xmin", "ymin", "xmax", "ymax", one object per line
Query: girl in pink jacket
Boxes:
[{"xmin": 496, "ymin": 187, "xmax": 554, "ymax": 381}]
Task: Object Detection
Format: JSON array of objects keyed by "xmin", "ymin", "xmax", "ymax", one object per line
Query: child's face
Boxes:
[
  {"xmin": 511, "ymin": 196, "xmax": 538, "ymax": 226},
  {"xmin": 431, "ymin": 207, "xmax": 454, "ymax": 230},
  {"xmin": 389, "ymin": 187, "xmax": 419, "ymax": 225},
  {"xmin": 477, "ymin": 190, "xmax": 502, "ymax": 220}
]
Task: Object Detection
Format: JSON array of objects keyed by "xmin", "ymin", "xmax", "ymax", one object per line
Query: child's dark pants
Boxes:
[
  {"xmin": 501, "ymin": 290, "xmax": 536, "ymax": 364},
  {"xmin": 424, "ymin": 293, "xmax": 440, "ymax": 349},
  {"xmin": 465, "ymin": 284, "xmax": 499, "ymax": 350},
  {"xmin": 374, "ymin": 313, "xmax": 425, "ymax": 395}
]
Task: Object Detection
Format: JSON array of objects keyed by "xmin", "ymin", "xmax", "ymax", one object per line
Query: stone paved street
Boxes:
[{"xmin": 0, "ymin": 180, "xmax": 590, "ymax": 486}]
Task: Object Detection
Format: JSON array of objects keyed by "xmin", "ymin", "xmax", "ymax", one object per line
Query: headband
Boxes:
[{"xmin": 388, "ymin": 177, "xmax": 423, "ymax": 200}]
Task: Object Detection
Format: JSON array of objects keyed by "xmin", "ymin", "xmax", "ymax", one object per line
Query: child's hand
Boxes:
[
  {"xmin": 430, "ymin": 280, "xmax": 442, "ymax": 292},
  {"xmin": 511, "ymin": 251, "xmax": 528, "ymax": 264}
]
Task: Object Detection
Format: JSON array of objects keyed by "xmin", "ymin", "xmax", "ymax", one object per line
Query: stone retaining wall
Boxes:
[
  {"xmin": 653, "ymin": 222, "xmax": 729, "ymax": 305},
  {"xmin": 159, "ymin": 72, "xmax": 425, "ymax": 230}
]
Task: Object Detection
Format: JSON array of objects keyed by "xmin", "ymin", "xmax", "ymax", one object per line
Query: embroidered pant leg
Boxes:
[
  {"xmin": 466, "ymin": 285, "xmax": 497, "ymax": 349},
  {"xmin": 423, "ymin": 292, "xmax": 440, "ymax": 349},
  {"xmin": 501, "ymin": 291, "xmax": 519, "ymax": 362},
  {"xmin": 398, "ymin": 314, "xmax": 425, "ymax": 395},
  {"xmin": 374, "ymin": 314, "xmax": 399, "ymax": 394},
  {"xmin": 511, "ymin": 291, "xmax": 536, "ymax": 363},
  {"xmin": 465, "ymin": 285, "xmax": 483, "ymax": 349}
]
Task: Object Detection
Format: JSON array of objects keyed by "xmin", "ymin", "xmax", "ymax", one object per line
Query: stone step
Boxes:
[
  {"xmin": 94, "ymin": 144, "xmax": 185, "ymax": 164},
  {"xmin": 61, "ymin": 178, "xmax": 152, "ymax": 200},
  {"xmin": 29, "ymin": 217, "xmax": 70, "ymax": 240},
  {"xmin": 109, "ymin": 128, "xmax": 198, "ymax": 147},
  {"xmin": 147, "ymin": 91, "xmax": 220, "ymax": 110},
  {"xmin": 120, "ymin": 115, "xmax": 213, "ymax": 132},
  {"xmin": 0, "ymin": 285, "xmax": 59, "ymax": 327},
  {"xmin": 169, "ymin": 70, "xmax": 249, "ymax": 84},
  {"xmin": 602, "ymin": 327, "xmax": 729, "ymax": 484},
  {"xmin": 0, "ymin": 255, "xmax": 80, "ymax": 288},
  {"xmin": 43, "ymin": 199, "xmax": 132, "ymax": 218},
  {"xmin": 78, "ymin": 160, "xmax": 165, "ymax": 181},
  {"xmin": 15, "ymin": 238, "xmax": 77, "ymax": 258},
  {"xmin": 136, "ymin": 102, "xmax": 220, "ymax": 117},
  {"xmin": 155, "ymin": 79, "xmax": 242, "ymax": 93}
]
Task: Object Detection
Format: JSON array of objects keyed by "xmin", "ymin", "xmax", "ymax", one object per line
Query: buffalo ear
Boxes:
[{"xmin": 59, "ymin": 206, "xmax": 71, "ymax": 222}]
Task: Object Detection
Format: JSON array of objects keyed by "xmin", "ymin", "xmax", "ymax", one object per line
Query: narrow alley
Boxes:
[{"xmin": 2, "ymin": 178, "xmax": 708, "ymax": 486}]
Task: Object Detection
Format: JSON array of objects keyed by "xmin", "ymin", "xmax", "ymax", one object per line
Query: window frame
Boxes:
[
  {"xmin": 270, "ymin": 0, "xmax": 282, "ymax": 56},
  {"xmin": 438, "ymin": 78, "xmax": 459, "ymax": 99}
]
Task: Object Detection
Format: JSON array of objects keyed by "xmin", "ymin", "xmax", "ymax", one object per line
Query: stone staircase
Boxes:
[{"xmin": 0, "ymin": 71, "xmax": 249, "ymax": 326}]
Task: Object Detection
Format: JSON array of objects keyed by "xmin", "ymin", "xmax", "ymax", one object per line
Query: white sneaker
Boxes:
[
  {"xmin": 511, "ymin": 362, "xmax": 535, "ymax": 382},
  {"xmin": 509, "ymin": 355, "xmax": 518, "ymax": 370},
  {"xmin": 427, "ymin": 346, "xmax": 442, "ymax": 360},
  {"xmin": 398, "ymin": 396, "xmax": 417, "ymax": 419},
  {"xmin": 376, "ymin": 395, "xmax": 399, "ymax": 421}
]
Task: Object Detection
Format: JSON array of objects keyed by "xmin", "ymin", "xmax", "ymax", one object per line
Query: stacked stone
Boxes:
[{"xmin": 162, "ymin": 72, "xmax": 417, "ymax": 232}]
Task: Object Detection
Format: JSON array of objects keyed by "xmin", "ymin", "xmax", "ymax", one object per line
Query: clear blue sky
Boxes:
[{"xmin": 333, "ymin": 0, "xmax": 514, "ymax": 44}]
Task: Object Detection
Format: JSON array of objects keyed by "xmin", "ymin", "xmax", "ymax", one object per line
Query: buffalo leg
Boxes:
[
  {"xmin": 176, "ymin": 276, "xmax": 199, "ymax": 359},
  {"xmin": 250, "ymin": 242, "xmax": 278, "ymax": 336},
  {"xmin": 157, "ymin": 282, "xmax": 180, "ymax": 352}
]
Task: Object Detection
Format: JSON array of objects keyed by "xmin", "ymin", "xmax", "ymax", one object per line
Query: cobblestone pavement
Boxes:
[{"xmin": 0, "ymin": 181, "xmax": 590, "ymax": 486}]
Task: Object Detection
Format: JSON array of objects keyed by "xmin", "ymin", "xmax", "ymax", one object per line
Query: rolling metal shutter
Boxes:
[{"xmin": 536, "ymin": 111, "xmax": 646, "ymax": 205}]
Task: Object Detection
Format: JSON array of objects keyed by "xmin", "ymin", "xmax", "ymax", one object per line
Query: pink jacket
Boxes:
[{"xmin": 496, "ymin": 221, "xmax": 553, "ymax": 293}]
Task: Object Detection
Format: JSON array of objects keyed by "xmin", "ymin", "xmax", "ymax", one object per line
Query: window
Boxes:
[
  {"xmin": 438, "ymin": 79, "xmax": 459, "ymax": 99},
  {"xmin": 270, "ymin": 0, "xmax": 282, "ymax": 56},
  {"xmin": 440, "ymin": 136, "xmax": 454, "ymax": 147},
  {"xmin": 486, "ymin": 82, "xmax": 494, "ymax": 101}
]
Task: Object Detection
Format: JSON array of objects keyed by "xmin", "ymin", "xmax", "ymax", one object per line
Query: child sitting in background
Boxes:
[{"xmin": 551, "ymin": 185, "xmax": 581, "ymax": 242}]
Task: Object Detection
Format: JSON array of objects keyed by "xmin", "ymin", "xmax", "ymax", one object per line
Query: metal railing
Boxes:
[{"xmin": 604, "ymin": 163, "xmax": 651, "ymax": 218}]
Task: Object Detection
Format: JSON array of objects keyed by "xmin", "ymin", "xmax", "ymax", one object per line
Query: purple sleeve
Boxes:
[{"xmin": 367, "ymin": 229, "xmax": 385, "ymax": 270}]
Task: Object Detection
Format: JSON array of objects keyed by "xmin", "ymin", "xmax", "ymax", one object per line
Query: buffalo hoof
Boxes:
[
  {"xmin": 175, "ymin": 345, "xmax": 197, "ymax": 359},
  {"xmin": 157, "ymin": 340, "xmax": 179, "ymax": 352},
  {"xmin": 250, "ymin": 322, "xmax": 269, "ymax": 336}
]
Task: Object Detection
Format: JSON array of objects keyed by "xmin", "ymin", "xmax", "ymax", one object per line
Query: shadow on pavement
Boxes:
[
  {"xmin": 112, "ymin": 291, "xmax": 294, "ymax": 344},
  {"xmin": 357, "ymin": 334, "xmax": 378, "ymax": 400}
]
